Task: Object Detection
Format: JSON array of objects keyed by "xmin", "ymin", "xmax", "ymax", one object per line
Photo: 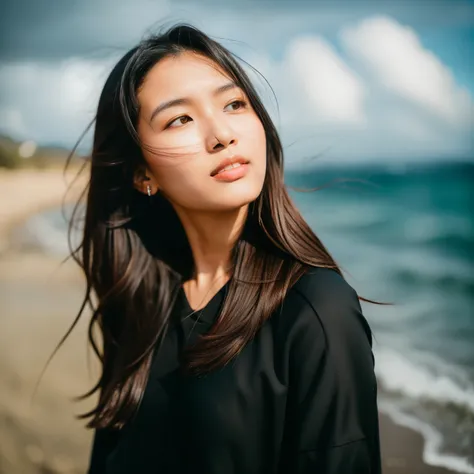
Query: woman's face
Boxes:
[{"xmin": 136, "ymin": 51, "xmax": 267, "ymax": 212}]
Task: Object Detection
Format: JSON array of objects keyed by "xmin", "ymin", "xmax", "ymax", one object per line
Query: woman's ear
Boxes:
[{"xmin": 133, "ymin": 167, "xmax": 159, "ymax": 195}]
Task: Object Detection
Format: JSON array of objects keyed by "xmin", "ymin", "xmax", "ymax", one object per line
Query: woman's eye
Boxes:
[
  {"xmin": 166, "ymin": 115, "xmax": 192, "ymax": 129},
  {"xmin": 225, "ymin": 100, "xmax": 247, "ymax": 111},
  {"xmin": 165, "ymin": 100, "xmax": 248, "ymax": 129}
]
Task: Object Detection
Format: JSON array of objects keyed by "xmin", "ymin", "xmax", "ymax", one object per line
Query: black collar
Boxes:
[{"xmin": 177, "ymin": 280, "xmax": 229, "ymax": 326}]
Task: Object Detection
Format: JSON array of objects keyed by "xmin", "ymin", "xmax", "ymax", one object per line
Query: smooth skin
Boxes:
[{"xmin": 134, "ymin": 51, "xmax": 267, "ymax": 310}]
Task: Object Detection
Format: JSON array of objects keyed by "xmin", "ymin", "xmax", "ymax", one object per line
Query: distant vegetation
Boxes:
[{"xmin": 0, "ymin": 134, "xmax": 85, "ymax": 169}]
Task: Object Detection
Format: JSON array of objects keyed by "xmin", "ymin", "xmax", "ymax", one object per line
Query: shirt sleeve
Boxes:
[{"xmin": 281, "ymin": 269, "xmax": 382, "ymax": 474}]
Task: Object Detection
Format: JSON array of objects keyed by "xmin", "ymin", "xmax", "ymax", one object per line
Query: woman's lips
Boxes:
[{"xmin": 211, "ymin": 163, "xmax": 249, "ymax": 182}]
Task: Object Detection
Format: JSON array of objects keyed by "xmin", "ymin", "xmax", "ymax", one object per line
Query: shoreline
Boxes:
[{"xmin": 379, "ymin": 412, "xmax": 458, "ymax": 474}]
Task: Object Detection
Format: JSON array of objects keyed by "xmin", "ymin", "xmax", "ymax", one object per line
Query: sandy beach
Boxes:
[
  {"xmin": 0, "ymin": 168, "xmax": 459, "ymax": 473},
  {"xmin": 0, "ymin": 167, "xmax": 88, "ymax": 254},
  {"xmin": 0, "ymin": 168, "xmax": 95, "ymax": 473}
]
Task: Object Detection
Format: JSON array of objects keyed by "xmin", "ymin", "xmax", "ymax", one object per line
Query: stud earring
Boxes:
[{"xmin": 146, "ymin": 184, "xmax": 152, "ymax": 196}]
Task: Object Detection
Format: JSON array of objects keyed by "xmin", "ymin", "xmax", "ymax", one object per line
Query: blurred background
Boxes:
[{"xmin": 0, "ymin": 1, "xmax": 473, "ymax": 473}]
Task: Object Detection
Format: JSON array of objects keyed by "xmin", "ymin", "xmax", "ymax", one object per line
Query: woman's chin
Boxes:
[{"xmin": 211, "ymin": 187, "xmax": 262, "ymax": 211}]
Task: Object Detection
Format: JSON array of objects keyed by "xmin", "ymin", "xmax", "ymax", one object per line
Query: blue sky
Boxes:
[{"xmin": 0, "ymin": 0, "xmax": 472, "ymax": 167}]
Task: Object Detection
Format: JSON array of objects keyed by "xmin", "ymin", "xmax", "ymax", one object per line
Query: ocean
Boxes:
[{"xmin": 12, "ymin": 161, "xmax": 474, "ymax": 472}]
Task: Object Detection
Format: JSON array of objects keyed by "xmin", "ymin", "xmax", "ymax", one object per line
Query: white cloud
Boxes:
[
  {"xmin": 268, "ymin": 15, "xmax": 473, "ymax": 166},
  {"xmin": 0, "ymin": 56, "xmax": 117, "ymax": 147},
  {"xmin": 0, "ymin": 107, "xmax": 28, "ymax": 137},
  {"xmin": 340, "ymin": 15, "xmax": 473, "ymax": 127},
  {"xmin": 283, "ymin": 36, "xmax": 367, "ymax": 126}
]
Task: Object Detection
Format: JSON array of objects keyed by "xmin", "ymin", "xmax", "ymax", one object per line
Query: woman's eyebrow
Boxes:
[{"xmin": 149, "ymin": 81, "xmax": 239, "ymax": 124}]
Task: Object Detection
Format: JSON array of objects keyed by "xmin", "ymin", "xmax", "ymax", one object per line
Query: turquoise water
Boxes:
[
  {"xmin": 287, "ymin": 162, "xmax": 474, "ymax": 472},
  {"xmin": 13, "ymin": 161, "xmax": 474, "ymax": 472}
]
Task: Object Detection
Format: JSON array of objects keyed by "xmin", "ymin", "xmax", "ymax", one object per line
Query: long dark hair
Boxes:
[{"xmin": 50, "ymin": 23, "xmax": 379, "ymax": 431}]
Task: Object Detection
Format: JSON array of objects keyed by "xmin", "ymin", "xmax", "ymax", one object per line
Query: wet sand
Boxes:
[
  {"xmin": 380, "ymin": 413, "xmax": 456, "ymax": 474},
  {"xmin": 0, "ymin": 169, "xmax": 459, "ymax": 473}
]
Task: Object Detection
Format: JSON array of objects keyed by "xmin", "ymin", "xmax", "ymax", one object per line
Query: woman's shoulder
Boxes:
[
  {"xmin": 290, "ymin": 267, "xmax": 362, "ymax": 319},
  {"xmin": 276, "ymin": 266, "xmax": 373, "ymax": 350},
  {"xmin": 296, "ymin": 264, "xmax": 363, "ymax": 298}
]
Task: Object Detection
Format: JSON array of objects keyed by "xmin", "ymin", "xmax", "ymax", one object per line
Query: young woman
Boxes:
[{"xmin": 66, "ymin": 22, "xmax": 382, "ymax": 473}]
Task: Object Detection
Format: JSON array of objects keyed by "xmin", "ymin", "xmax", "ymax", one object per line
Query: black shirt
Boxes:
[{"xmin": 87, "ymin": 267, "xmax": 382, "ymax": 473}]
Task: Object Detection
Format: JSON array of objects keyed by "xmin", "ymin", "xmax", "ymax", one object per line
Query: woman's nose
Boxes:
[{"xmin": 205, "ymin": 123, "xmax": 237, "ymax": 152}]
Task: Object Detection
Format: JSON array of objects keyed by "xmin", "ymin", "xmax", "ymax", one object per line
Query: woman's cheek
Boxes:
[{"xmin": 168, "ymin": 126, "xmax": 203, "ymax": 149}]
